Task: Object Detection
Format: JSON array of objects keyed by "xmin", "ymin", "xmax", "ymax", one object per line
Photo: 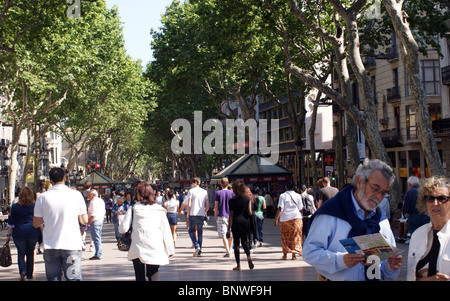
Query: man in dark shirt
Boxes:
[
  {"xmin": 317, "ymin": 177, "xmax": 339, "ymax": 208},
  {"xmin": 403, "ymin": 176, "xmax": 430, "ymax": 237}
]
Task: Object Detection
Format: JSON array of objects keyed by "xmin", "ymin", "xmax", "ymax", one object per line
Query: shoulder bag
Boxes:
[
  {"xmin": 117, "ymin": 208, "xmax": 133, "ymax": 252},
  {"xmin": 0, "ymin": 235, "xmax": 12, "ymax": 267}
]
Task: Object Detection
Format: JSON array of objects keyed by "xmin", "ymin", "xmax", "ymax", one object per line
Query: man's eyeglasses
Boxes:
[
  {"xmin": 366, "ymin": 182, "xmax": 389, "ymax": 197},
  {"xmin": 424, "ymin": 195, "xmax": 449, "ymax": 204}
]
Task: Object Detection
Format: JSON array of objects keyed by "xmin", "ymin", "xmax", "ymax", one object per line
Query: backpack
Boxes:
[{"xmin": 302, "ymin": 194, "xmax": 315, "ymax": 216}]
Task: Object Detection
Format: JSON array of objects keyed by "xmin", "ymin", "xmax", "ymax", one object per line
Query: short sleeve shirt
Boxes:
[
  {"xmin": 187, "ymin": 186, "xmax": 208, "ymax": 216},
  {"xmin": 34, "ymin": 184, "xmax": 87, "ymax": 250},
  {"xmin": 278, "ymin": 191, "xmax": 303, "ymax": 222}
]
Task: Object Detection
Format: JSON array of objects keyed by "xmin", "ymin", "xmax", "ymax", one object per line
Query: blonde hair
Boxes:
[
  {"xmin": 417, "ymin": 176, "xmax": 450, "ymax": 213},
  {"xmin": 220, "ymin": 177, "xmax": 229, "ymax": 189}
]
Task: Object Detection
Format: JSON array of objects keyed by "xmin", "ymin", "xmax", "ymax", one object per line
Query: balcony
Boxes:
[
  {"xmin": 432, "ymin": 118, "xmax": 450, "ymax": 136},
  {"xmin": 386, "ymin": 86, "xmax": 401, "ymax": 102},
  {"xmin": 442, "ymin": 65, "xmax": 450, "ymax": 86},
  {"xmin": 380, "ymin": 128, "xmax": 403, "ymax": 148}
]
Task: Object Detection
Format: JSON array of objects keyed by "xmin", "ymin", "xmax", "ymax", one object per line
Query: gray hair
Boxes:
[
  {"xmin": 352, "ymin": 158, "xmax": 395, "ymax": 187},
  {"xmin": 89, "ymin": 189, "xmax": 98, "ymax": 197},
  {"xmin": 407, "ymin": 176, "xmax": 420, "ymax": 186}
]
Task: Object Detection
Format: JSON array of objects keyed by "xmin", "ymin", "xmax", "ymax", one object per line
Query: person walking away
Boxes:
[
  {"xmin": 252, "ymin": 186, "xmax": 266, "ymax": 247},
  {"xmin": 264, "ymin": 191, "xmax": 275, "ymax": 218},
  {"xmin": 403, "ymin": 176, "xmax": 430, "ymax": 240},
  {"xmin": 392, "ymin": 202, "xmax": 408, "ymax": 243},
  {"xmin": 87, "ymin": 189, "xmax": 105, "ymax": 260},
  {"xmin": 317, "ymin": 177, "xmax": 339, "ymax": 208},
  {"xmin": 33, "ymin": 167, "xmax": 88, "ymax": 281},
  {"xmin": 214, "ymin": 177, "xmax": 234, "ymax": 257},
  {"xmin": 163, "ymin": 189, "xmax": 179, "ymax": 246},
  {"xmin": 112, "ymin": 196, "xmax": 128, "ymax": 242},
  {"xmin": 7, "ymin": 187, "xmax": 40, "ymax": 280},
  {"xmin": 104, "ymin": 193, "xmax": 113, "ymax": 223},
  {"xmin": 300, "ymin": 185, "xmax": 316, "ymax": 240},
  {"xmin": 303, "ymin": 159, "xmax": 403, "ymax": 281},
  {"xmin": 186, "ymin": 177, "xmax": 209, "ymax": 257},
  {"xmin": 274, "ymin": 181, "xmax": 303, "ymax": 260},
  {"xmin": 119, "ymin": 182, "xmax": 174, "ymax": 281},
  {"xmin": 407, "ymin": 176, "xmax": 450, "ymax": 281},
  {"xmin": 227, "ymin": 182, "xmax": 254, "ymax": 270}
]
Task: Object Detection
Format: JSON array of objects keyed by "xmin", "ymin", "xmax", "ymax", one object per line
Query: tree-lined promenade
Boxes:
[{"xmin": 1, "ymin": 0, "xmax": 449, "ymax": 208}]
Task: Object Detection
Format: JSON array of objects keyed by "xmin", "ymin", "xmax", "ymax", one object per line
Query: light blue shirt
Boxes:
[{"xmin": 302, "ymin": 189, "xmax": 400, "ymax": 281}]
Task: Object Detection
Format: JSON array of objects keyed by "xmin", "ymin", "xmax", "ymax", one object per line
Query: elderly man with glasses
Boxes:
[{"xmin": 303, "ymin": 158, "xmax": 403, "ymax": 281}]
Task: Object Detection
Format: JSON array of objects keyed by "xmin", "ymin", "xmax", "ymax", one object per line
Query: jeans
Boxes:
[
  {"xmin": 43, "ymin": 249, "xmax": 82, "ymax": 281},
  {"xmin": 90, "ymin": 221, "xmax": 103, "ymax": 258},
  {"xmin": 255, "ymin": 215, "xmax": 264, "ymax": 243},
  {"xmin": 188, "ymin": 216, "xmax": 204, "ymax": 252},
  {"xmin": 13, "ymin": 237, "xmax": 37, "ymax": 279}
]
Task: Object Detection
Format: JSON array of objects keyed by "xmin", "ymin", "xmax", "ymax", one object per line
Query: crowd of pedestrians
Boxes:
[{"xmin": 1, "ymin": 160, "xmax": 450, "ymax": 281}]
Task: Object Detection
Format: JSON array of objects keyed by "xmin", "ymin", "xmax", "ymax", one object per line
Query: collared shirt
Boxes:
[
  {"xmin": 88, "ymin": 196, "xmax": 106, "ymax": 222},
  {"xmin": 302, "ymin": 189, "xmax": 399, "ymax": 281}
]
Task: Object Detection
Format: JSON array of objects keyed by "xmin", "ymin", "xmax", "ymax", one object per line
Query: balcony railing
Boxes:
[
  {"xmin": 380, "ymin": 128, "xmax": 403, "ymax": 148},
  {"xmin": 432, "ymin": 118, "xmax": 450, "ymax": 135},
  {"xmin": 387, "ymin": 86, "xmax": 401, "ymax": 102},
  {"xmin": 442, "ymin": 65, "xmax": 450, "ymax": 86}
]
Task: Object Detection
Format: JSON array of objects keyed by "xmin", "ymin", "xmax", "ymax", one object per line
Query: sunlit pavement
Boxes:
[{"xmin": 0, "ymin": 214, "xmax": 408, "ymax": 281}]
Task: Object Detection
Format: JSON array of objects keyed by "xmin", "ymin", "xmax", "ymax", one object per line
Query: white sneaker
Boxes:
[{"xmin": 89, "ymin": 245, "xmax": 94, "ymax": 252}]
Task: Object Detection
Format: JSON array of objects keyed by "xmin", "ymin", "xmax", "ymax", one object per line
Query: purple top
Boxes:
[{"xmin": 214, "ymin": 189, "xmax": 234, "ymax": 218}]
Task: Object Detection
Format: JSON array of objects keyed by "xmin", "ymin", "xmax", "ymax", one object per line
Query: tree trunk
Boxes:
[{"xmin": 383, "ymin": 0, "xmax": 444, "ymax": 176}]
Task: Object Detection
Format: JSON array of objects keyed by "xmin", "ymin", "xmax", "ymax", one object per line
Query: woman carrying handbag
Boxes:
[{"xmin": 119, "ymin": 182, "xmax": 174, "ymax": 281}]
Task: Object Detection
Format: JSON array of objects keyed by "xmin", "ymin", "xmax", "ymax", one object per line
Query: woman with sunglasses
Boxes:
[{"xmin": 407, "ymin": 176, "xmax": 450, "ymax": 281}]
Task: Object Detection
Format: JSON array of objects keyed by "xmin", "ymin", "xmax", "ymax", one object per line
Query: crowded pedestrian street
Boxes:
[{"xmin": 0, "ymin": 213, "xmax": 409, "ymax": 282}]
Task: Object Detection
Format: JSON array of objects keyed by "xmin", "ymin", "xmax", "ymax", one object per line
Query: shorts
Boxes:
[
  {"xmin": 167, "ymin": 213, "xmax": 178, "ymax": 225},
  {"xmin": 216, "ymin": 216, "xmax": 229, "ymax": 237}
]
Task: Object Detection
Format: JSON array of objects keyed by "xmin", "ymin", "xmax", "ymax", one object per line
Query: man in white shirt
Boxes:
[
  {"xmin": 87, "ymin": 189, "xmax": 106, "ymax": 260},
  {"xmin": 186, "ymin": 177, "xmax": 209, "ymax": 257},
  {"xmin": 33, "ymin": 167, "xmax": 88, "ymax": 281}
]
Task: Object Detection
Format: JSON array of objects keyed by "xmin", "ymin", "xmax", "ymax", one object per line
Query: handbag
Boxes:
[
  {"xmin": 117, "ymin": 209, "xmax": 133, "ymax": 252},
  {"xmin": 0, "ymin": 235, "xmax": 12, "ymax": 267}
]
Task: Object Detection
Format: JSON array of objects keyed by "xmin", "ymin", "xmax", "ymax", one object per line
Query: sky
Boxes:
[{"xmin": 105, "ymin": 0, "xmax": 174, "ymax": 67}]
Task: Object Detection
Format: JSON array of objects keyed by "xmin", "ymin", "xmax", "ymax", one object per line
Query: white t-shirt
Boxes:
[
  {"xmin": 278, "ymin": 190, "xmax": 303, "ymax": 222},
  {"xmin": 34, "ymin": 184, "xmax": 87, "ymax": 250},
  {"xmin": 187, "ymin": 186, "xmax": 208, "ymax": 216},
  {"xmin": 164, "ymin": 198, "xmax": 179, "ymax": 214}
]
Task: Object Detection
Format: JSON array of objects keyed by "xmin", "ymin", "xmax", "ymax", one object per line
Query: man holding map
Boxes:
[{"xmin": 303, "ymin": 159, "xmax": 403, "ymax": 281}]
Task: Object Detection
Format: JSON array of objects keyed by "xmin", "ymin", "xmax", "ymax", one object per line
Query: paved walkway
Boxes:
[{"xmin": 0, "ymin": 214, "xmax": 409, "ymax": 281}]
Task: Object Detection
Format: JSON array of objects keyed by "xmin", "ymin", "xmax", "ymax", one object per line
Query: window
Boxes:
[
  {"xmin": 405, "ymin": 60, "xmax": 441, "ymax": 96},
  {"xmin": 421, "ymin": 60, "xmax": 440, "ymax": 95},
  {"xmin": 406, "ymin": 105, "xmax": 416, "ymax": 140},
  {"xmin": 429, "ymin": 104, "xmax": 441, "ymax": 122}
]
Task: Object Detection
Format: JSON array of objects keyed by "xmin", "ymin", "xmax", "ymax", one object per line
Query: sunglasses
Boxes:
[{"xmin": 424, "ymin": 195, "xmax": 449, "ymax": 204}]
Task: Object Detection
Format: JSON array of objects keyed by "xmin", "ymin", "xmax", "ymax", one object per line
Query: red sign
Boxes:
[{"xmin": 86, "ymin": 164, "xmax": 103, "ymax": 169}]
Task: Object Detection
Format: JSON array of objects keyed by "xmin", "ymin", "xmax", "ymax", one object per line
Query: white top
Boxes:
[
  {"xmin": 278, "ymin": 190, "xmax": 303, "ymax": 222},
  {"xmin": 164, "ymin": 198, "xmax": 179, "ymax": 214},
  {"xmin": 119, "ymin": 203, "xmax": 174, "ymax": 265},
  {"xmin": 407, "ymin": 219, "xmax": 450, "ymax": 281},
  {"xmin": 88, "ymin": 196, "xmax": 106, "ymax": 222},
  {"xmin": 34, "ymin": 184, "xmax": 87, "ymax": 250},
  {"xmin": 187, "ymin": 186, "xmax": 208, "ymax": 216}
]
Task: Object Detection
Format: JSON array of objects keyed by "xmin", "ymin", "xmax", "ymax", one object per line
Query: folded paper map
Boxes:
[{"xmin": 340, "ymin": 233, "xmax": 400, "ymax": 262}]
